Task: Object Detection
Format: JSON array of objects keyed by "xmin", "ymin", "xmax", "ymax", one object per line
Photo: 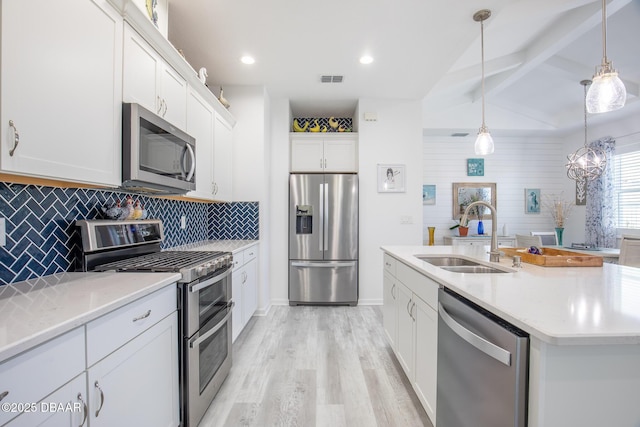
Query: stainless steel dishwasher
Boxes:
[{"xmin": 437, "ymin": 288, "xmax": 529, "ymax": 427}]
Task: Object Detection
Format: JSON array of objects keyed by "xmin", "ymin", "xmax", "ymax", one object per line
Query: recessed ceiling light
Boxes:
[
  {"xmin": 240, "ymin": 56, "xmax": 255, "ymax": 65},
  {"xmin": 359, "ymin": 55, "xmax": 373, "ymax": 65}
]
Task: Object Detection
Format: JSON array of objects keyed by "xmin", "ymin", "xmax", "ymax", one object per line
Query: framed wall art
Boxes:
[
  {"xmin": 423, "ymin": 185, "xmax": 436, "ymax": 205},
  {"xmin": 452, "ymin": 182, "xmax": 496, "ymax": 220},
  {"xmin": 525, "ymin": 188, "xmax": 541, "ymax": 213},
  {"xmin": 467, "ymin": 158, "xmax": 485, "ymax": 176},
  {"xmin": 378, "ymin": 164, "xmax": 406, "ymax": 193}
]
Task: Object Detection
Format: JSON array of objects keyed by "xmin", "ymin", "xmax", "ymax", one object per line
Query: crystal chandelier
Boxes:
[
  {"xmin": 585, "ymin": 0, "xmax": 626, "ymax": 113},
  {"xmin": 473, "ymin": 9, "xmax": 494, "ymax": 155},
  {"xmin": 566, "ymin": 80, "xmax": 607, "ymax": 182}
]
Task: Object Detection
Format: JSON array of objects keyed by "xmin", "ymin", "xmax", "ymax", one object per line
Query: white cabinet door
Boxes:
[
  {"xmin": 0, "ymin": 0, "xmax": 122, "ymax": 186},
  {"xmin": 231, "ymin": 246, "xmax": 259, "ymax": 342},
  {"xmin": 242, "ymin": 257, "xmax": 258, "ymax": 325},
  {"xmin": 290, "ymin": 137, "xmax": 324, "ymax": 172},
  {"xmin": 231, "ymin": 267, "xmax": 243, "ymax": 342},
  {"xmin": 213, "ymin": 113, "xmax": 233, "ymax": 201},
  {"xmin": 186, "ymin": 88, "xmax": 215, "ymax": 199},
  {"xmin": 323, "ymin": 137, "xmax": 357, "ymax": 172},
  {"xmin": 6, "ymin": 374, "xmax": 88, "ymax": 427},
  {"xmin": 290, "ymin": 135, "xmax": 357, "ymax": 172},
  {"xmin": 383, "ymin": 272, "xmax": 398, "ymax": 349},
  {"xmin": 122, "ymin": 24, "xmax": 160, "ymax": 114},
  {"xmin": 123, "ymin": 24, "xmax": 186, "ymax": 130},
  {"xmin": 396, "ymin": 281, "xmax": 414, "ymax": 380},
  {"xmin": 414, "ymin": 297, "xmax": 438, "ymax": 424},
  {"xmin": 88, "ymin": 313, "xmax": 179, "ymax": 427}
]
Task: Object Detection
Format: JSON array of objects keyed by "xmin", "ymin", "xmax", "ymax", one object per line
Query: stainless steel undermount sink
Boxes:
[
  {"xmin": 415, "ymin": 255, "xmax": 512, "ymax": 274},
  {"xmin": 440, "ymin": 265, "xmax": 509, "ymax": 274}
]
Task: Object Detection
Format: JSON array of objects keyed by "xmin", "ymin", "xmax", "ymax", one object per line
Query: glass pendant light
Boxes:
[
  {"xmin": 586, "ymin": 0, "xmax": 626, "ymax": 113},
  {"xmin": 473, "ymin": 9, "xmax": 494, "ymax": 155},
  {"xmin": 567, "ymin": 80, "xmax": 607, "ymax": 182}
]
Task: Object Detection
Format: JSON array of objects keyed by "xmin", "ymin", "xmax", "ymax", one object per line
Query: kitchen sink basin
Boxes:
[
  {"xmin": 440, "ymin": 265, "xmax": 509, "ymax": 274},
  {"xmin": 414, "ymin": 256, "xmax": 483, "ymax": 267},
  {"xmin": 415, "ymin": 255, "xmax": 512, "ymax": 274}
]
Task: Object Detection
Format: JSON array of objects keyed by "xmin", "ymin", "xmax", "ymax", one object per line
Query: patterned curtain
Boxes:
[{"xmin": 585, "ymin": 137, "xmax": 617, "ymax": 247}]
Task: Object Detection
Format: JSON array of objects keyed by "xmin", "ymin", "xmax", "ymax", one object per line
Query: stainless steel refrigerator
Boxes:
[{"xmin": 289, "ymin": 173, "xmax": 358, "ymax": 305}]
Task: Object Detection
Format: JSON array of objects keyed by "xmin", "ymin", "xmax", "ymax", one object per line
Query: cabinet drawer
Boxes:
[
  {"xmin": 0, "ymin": 328, "xmax": 84, "ymax": 426},
  {"xmin": 244, "ymin": 246, "xmax": 258, "ymax": 263},
  {"xmin": 86, "ymin": 285, "xmax": 176, "ymax": 366},
  {"xmin": 396, "ymin": 262, "xmax": 439, "ymax": 310},
  {"xmin": 383, "ymin": 253, "xmax": 397, "ymax": 276}
]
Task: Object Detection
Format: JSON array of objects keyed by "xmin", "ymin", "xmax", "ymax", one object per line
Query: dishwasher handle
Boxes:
[{"xmin": 438, "ymin": 302, "xmax": 511, "ymax": 366}]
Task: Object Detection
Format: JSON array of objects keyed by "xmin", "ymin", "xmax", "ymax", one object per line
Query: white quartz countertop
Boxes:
[
  {"xmin": 171, "ymin": 239, "xmax": 258, "ymax": 253},
  {"xmin": 382, "ymin": 245, "xmax": 640, "ymax": 346},
  {"xmin": 0, "ymin": 271, "xmax": 181, "ymax": 363}
]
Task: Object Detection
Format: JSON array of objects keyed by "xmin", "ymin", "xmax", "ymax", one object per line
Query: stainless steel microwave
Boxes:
[{"xmin": 122, "ymin": 103, "xmax": 196, "ymax": 195}]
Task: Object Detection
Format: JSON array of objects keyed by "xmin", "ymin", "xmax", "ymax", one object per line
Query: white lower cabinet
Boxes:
[
  {"xmin": 0, "ymin": 285, "xmax": 179, "ymax": 427},
  {"xmin": 6, "ymin": 373, "xmax": 88, "ymax": 427},
  {"xmin": 87, "ymin": 313, "xmax": 179, "ymax": 427},
  {"xmin": 383, "ymin": 254, "xmax": 438, "ymax": 425},
  {"xmin": 232, "ymin": 244, "xmax": 259, "ymax": 342}
]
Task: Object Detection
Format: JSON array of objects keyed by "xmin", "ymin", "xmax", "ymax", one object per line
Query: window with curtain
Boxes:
[{"xmin": 614, "ymin": 150, "xmax": 640, "ymax": 229}]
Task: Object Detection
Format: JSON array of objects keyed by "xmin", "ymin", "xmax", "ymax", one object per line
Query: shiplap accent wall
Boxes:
[{"xmin": 423, "ymin": 135, "xmax": 569, "ymax": 245}]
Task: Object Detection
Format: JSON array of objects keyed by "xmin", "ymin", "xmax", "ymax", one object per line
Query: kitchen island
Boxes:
[{"xmin": 382, "ymin": 245, "xmax": 640, "ymax": 427}]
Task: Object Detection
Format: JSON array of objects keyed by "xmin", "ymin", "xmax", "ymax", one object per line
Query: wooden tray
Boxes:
[{"xmin": 501, "ymin": 247, "xmax": 603, "ymax": 267}]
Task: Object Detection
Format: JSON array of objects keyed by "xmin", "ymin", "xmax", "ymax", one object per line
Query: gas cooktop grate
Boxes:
[{"xmin": 94, "ymin": 251, "xmax": 226, "ymax": 272}]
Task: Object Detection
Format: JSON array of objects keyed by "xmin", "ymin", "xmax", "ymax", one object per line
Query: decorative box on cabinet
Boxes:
[
  {"xmin": 231, "ymin": 244, "xmax": 258, "ymax": 342},
  {"xmin": 290, "ymin": 133, "xmax": 358, "ymax": 172},
  {"xmin": 382, "ymin": 254, "xmax": 438, "ymax": 425},
  {"xmin": 443, "ymin": 235, "xmax": 515, "ymax": 247},
  {"xmin": 123, "ymin": 23, "xmax": 187, "ymax": 130},
  {"xmin": 0, "ymin": 0, "xmax": 122, "ymax": 186}
]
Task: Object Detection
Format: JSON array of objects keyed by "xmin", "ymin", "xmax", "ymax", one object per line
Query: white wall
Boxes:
[
  {"xmin": 422, "ymin": 135, "xmax": 571, "ymax": 244},
  {"xmin": 358, "ymin": 98, "xmax": 423, "ymax": 304},
  {"xmin": 268, "ymin": 98, "xmax": 292, "ymax": 306},
  {"xmin": 225, "ymin": 85, "xmax": 272, "ymax": 314}
]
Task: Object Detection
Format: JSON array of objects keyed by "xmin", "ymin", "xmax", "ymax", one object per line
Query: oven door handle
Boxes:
[
  {"xmin": 189, "ymin": 267, "xmax": 232, "ymax": 293},
  {"xmin": 189, "ymin": 301, "xmax": 235, "ymax": 349}
]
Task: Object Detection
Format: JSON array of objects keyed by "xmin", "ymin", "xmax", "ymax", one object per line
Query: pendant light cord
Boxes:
[
  {"xmin": 601, "ymin": 0, "xmax": 609, "ymax": 66},
  {"xmin": 583, "ymin": 82, "xmax": 588, "ymax": 147},
  {"xmin": 480, "ymin": 18, "xmax": 486, "ymax": 128}
]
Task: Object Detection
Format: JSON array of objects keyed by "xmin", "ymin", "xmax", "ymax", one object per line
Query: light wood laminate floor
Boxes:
[{"xmin": 198, "ymin": 305, "xmax": 432, "ymax": 427}]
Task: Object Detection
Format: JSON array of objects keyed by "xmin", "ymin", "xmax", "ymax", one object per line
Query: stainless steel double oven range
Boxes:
[{"xmin": 76, "ymin": 219, "xmax": 233, "ymax": 427}]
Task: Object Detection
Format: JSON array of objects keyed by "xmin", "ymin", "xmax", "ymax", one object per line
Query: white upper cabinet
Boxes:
[
  {"xmin": 213, "ymin": 113, "xmax": 233, "ymax": 201},
  {"xmin": 186, "ymin": 88, "xmax": 215, "ymax": 199},
  {"xmin": 290, "ymin": 134, "xmax": 358, "ymax": 172},
  {"xmin": 0, "ymin": 0, "xmax": 122, "ymax": 186},
  {"xmin": 123, "ymin": 23, "xmax": 187, "ymax": 130}
]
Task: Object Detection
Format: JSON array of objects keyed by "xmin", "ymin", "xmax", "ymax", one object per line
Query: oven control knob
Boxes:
[
  {"xmin": 205, "ymin": 261, "xmax": 215, "ymax": 273},
  {"xmin": 196, "ymin": 266, "xmax": 206, "ymax": 276}
]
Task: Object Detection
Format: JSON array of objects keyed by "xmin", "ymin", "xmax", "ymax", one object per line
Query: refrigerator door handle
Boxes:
[
  {"xmin": 291, "ymin": 261, "xmax": 357, "ymax": 268},
  {"xmin": 438, "ymin": 302, "xmax": 512, "ymax": 366},
  {"xmin": 323, "ymin": 182, "xmax": 329, "ymax": 252},
  {"xmin": 319, "ymin": 183, "xmax": 324, "ymax": 252}
]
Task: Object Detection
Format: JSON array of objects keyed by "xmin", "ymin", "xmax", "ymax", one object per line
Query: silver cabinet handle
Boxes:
[
  {"xmin": 163, "ymin": 99, "xmax": 168, "ymax": 116},
  {"xmin": 77, "ymin": 393, "xmax": 88, "ymax": 427},
  {"xmin": 0, "ymin": 390, "xmax": 8, "ymax": 401},
  {"xmin": 132, "ymin": 309, "xmax": 151, "ymax": 322},
  {"xmin": 157, "ymin": 96, "xmax": 163, "ymax": 115},
  {"xmin": 391, "ymin": 283, "xmax": 396, "ymax": 300},
  {"xmin": 438, "ymin": 302, "xmax": 511, "ymax": 366},
  {"xmin": 406, "ymin": 298, "xmax": 412, "ymax": 317},
  {"xmin": 411, "ymin": 302, "xmax": 416, "ymax": 320},
  {"xmin": 94, "ymin": 381, "xmax": 105, "ymax": 417},
  {"xmin": 324, "ymin": 158, "xmax": 327, "ymax": 168},
  {"xmin": 320, "ymin": 158, "xmax": 323, "ymax": 168},
  {"xmin": 8, "ymin": 120, "xmax": 19, "ymax": 156}
]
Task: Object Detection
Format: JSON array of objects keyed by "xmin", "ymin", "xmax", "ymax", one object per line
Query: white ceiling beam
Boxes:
[
  {"xmin": 436, "ymin": 52, "xmax": 525, "ymax": 89},
  {"xmin": 476, "ymin": 0, "xmax": 633, "ymax": 100}
]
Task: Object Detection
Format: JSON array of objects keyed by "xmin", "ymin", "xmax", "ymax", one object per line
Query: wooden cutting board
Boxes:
[{"xmin": 501, "ymin": 247, "xmax": 603, "ymax": 267}]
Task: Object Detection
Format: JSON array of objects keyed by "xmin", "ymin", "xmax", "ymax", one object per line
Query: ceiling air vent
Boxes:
[
  {"xmin": 451, "ymin": 132, "xmax": 469, "ymax": 137},
  {"xmin": 321, "ymin": 75, "xmax": 344, "ymax": 83}
]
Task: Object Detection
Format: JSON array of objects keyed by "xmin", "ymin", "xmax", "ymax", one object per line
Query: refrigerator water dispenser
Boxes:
[{"xmin": 295, "ymin": 205, "xmax": 313, "ymax": 234}]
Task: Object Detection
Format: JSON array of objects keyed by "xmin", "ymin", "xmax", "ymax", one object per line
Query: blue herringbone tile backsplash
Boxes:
[{"xmin": 0, "ymin": 182, "xmax": 259, "ymax": 285}]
